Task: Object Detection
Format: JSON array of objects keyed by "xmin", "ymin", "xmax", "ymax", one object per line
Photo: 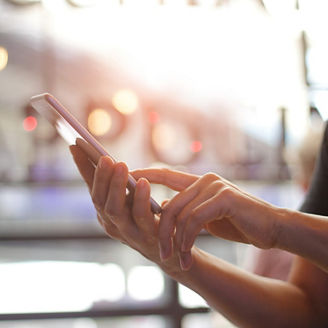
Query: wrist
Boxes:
[
  {"xmin": 271, "ymin": 206, "xmax": 295, "ymax": 250},
  {"xmin": 158, "ymin": 246, "xmax": 201, "ymax": 280}
]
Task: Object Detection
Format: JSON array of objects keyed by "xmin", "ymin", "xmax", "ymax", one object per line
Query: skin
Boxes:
[
  {"xmin": 132, "ymin": 168, "xmax": 328, "ymax": 274},
  {"xmin": 70, "ymin": 145, "xmax": 328, "ymax": 328}
]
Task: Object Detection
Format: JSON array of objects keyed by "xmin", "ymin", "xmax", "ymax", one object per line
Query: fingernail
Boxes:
[
  {"xmin": 115, "ymin": 163, "xmax": 124, "ymax": 175},
  {"xmin": 138, "ymin": 178, "xmax": 146, "ymax": 189},
  {"xmin": 159, "ymin": 243, "xmax": 169, "ymax": 261},
  {"xmin": 180, "ymin": 252, "xmax": 192, "ymax": 271},
  {"xmin": 98, "ymin": 157, "xmax": 105, "ymax": 169}
]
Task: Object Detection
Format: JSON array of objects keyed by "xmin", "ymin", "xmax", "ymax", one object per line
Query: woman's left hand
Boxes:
[{"xmin": 69, "ymin": 145, "xmax": 184, "ymax": 274}]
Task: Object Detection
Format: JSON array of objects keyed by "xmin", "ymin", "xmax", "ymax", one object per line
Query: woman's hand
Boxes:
[
  {"xmin": 69, "ymin": 145, "xmax": 184, "ymax": 275},
  {"xmin": 132, "ymin": 168, "xmax": 282, "ymax": 271}
]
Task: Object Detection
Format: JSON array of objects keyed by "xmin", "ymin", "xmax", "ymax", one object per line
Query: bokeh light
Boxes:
[
  {"xmin": 0, "ymin": 47, "xmax": 8, "ymax": 71},
  {"xmin": 0, "ymin": 261, "xmax": 126, "ymax": 314},
  {"xmin": 127, "ymin": 266, "xmax": 164, "ymax": 301},
  {"xmin": 152, "ymin": 122, "xmax": 177, "ymax": 152},
  {"xmin": 23, "ymin": 116, "xmax": 38, "ymax": 132},
  {"xmin": 179, "ymin": 284, "xmax": 208, "ymax": 308},
  {"xmin": 190, "ymin": 140, "xmax": 202, "ymax": 153},
  {"xmin": 88, "ymin": 108, "xmax": 112, "ymax": 136},
  {"xmin": 97, "ymin": 263, "xmax": 125, "ymax": 302},
  {"xmin": 149, "ymin": 111, "xmax": 160, "ymax": 124},
  {"xmin": 112, "ymin": 89, "xmax": 139, "ymax": 115}
]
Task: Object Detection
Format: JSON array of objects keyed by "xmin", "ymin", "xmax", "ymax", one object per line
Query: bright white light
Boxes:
[
  {"xmin": 44, "ymin": 2, "xmax": 308, "ymax": 142},
  {"xmin": 311, "ymin": 91, "xmax": 328, "ymax": 120},
  {"xmin": 0, "ymin": 261, "xmax": 125, "ymax": 313},
  {"xmin": 96, "ymin": 263, "xmax": 125, "ymax": 301},
  {"xmin": 178, "ymin": 284, "xmax": 208, "ymax": 308},
  {"xmin": 127, "ymin": 266, "xmax": 164, "ymax": 301},
  {"xmin": 262, "ymin": 0, "xmax": 297, "ymax": 16},
  {"xmin": 0, "ymin": 47, "xmax": 8, "ymax": 71},
  {"xmin": 72, "ymin": 318, "xmax": 98, "ymax": 328}
]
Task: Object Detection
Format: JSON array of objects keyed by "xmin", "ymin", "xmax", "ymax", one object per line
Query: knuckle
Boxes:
[
  {"xmin": 218, "ymin": 186, "xmax": 235, "ymax": 202},
  {"xmin": 133, "ymin": 209, "xmax": 143, "ymax": 221},
  {"xmin": 176, "ymin": 213, "xmax": 187, "ymax": 228},
  {"xmin": 189, "ymin": 209, "xmax": 200, "ymax": 223},
  {"xmin": 105, "ymin": 204, "xmax": 120, "ymax": 219},
  {"xmin": 210, "ymin": 180, "xmax": 225, "ymax": 190},
  {"xmin": 203, "ymin": 172, "xmax": 219, "ymax": 183}
]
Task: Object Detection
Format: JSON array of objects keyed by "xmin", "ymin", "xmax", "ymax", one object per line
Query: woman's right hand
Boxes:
[{"xmin": 132, "ymin": 168, "xmax": 282, "ymax": 270}]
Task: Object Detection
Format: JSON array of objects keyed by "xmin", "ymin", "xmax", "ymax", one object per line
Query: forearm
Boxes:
[
  {"xmin": 275, "ymin": 208, "xmax": 328, "ymax": 273},
  {"xmin": 161, "ymin": 248, "xmax": 318, "ymax": 328}
]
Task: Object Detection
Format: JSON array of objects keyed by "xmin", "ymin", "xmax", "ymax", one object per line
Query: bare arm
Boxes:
[
  {"xmin": 275, "ymin": 209, "xmax": 328, "ymax": 273},
  {"xmin": 70, "ymin": 146, "xmax": 328, "ymax": 328},
  {"xmin": 169, "ymin": 248, "xmax": 324, "ymax": 328},
  {"xmin": 132, "ymin": 168, "xmax": 328, "ymax": 273}
]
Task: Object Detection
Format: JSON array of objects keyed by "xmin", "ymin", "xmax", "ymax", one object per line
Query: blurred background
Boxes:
[{"xmin": 0, "ymin": 0, "xmax": 327, "ymax": 327}]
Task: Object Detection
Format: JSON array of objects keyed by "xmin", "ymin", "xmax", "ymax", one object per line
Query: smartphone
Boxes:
[{"xmin": 30, "ymin": 93, "xmax": 162, "ymax": 214}]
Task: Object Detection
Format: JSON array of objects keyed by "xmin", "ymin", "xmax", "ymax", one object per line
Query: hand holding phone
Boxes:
[{"xmin": 30, "ymin": 93, "xmax": 162, "ymax": 214}]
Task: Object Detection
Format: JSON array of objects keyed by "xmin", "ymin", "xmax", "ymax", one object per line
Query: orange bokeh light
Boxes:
[
  {"xmin": 23, "ymin": 116, "xmax": 38, "ymax": 132},
  {"xmin": 87, "ymin": 108, "xmax": 112, "ymax": 136}
]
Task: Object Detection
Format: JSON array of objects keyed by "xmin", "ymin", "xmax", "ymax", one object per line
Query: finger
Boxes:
[
  {"xmin": 158, "ymin": 180, "xmax": 202, "ymax": 261},
  {"xmin": 97, "ymin": 214, "xmax": 126, "ymax": 243},
  {"xmin": 91, "ymin": 156, "xmax": 115, "ymax": 210},
  {"xmin": 132, "ymin": 178, "xmax": 155, "ymax": 234},
  {"xmin": 159, "ymin": 173, "xmax": 219, "ymax": 258},
  {"xmin": 181, "ymin": 191, "xmax": 232, "ymax": 252},
  {"xmin": 179, "ymin": 251, "xmax": 193, "ymax": 271},
  {"xmin": 105, "ymin": 162, "xmax": 139, "ymax": 238},
  {"xmin": 174, "ymin": 188, "xmax": 218, "ymax": 250},
  {"xmin": 69, "ymin": 145, "xmax": 95, "ymax": 191},
  {"xmin": 104, "ymin": 162, "xmax": 129, "ymax": 219},
  {"xmin": 131, "ymin": 168, "xmax": 199, "ymax": 191}
]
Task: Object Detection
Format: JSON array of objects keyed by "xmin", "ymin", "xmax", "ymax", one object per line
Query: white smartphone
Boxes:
[{"xmin": 30, "ymin": 93, "xmax": 162, "ymax": 214}]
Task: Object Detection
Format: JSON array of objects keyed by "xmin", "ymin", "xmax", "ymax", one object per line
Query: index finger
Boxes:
[{"xmin": 131, "ymin": 168, "xmax": 199, "ymax": 191}]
